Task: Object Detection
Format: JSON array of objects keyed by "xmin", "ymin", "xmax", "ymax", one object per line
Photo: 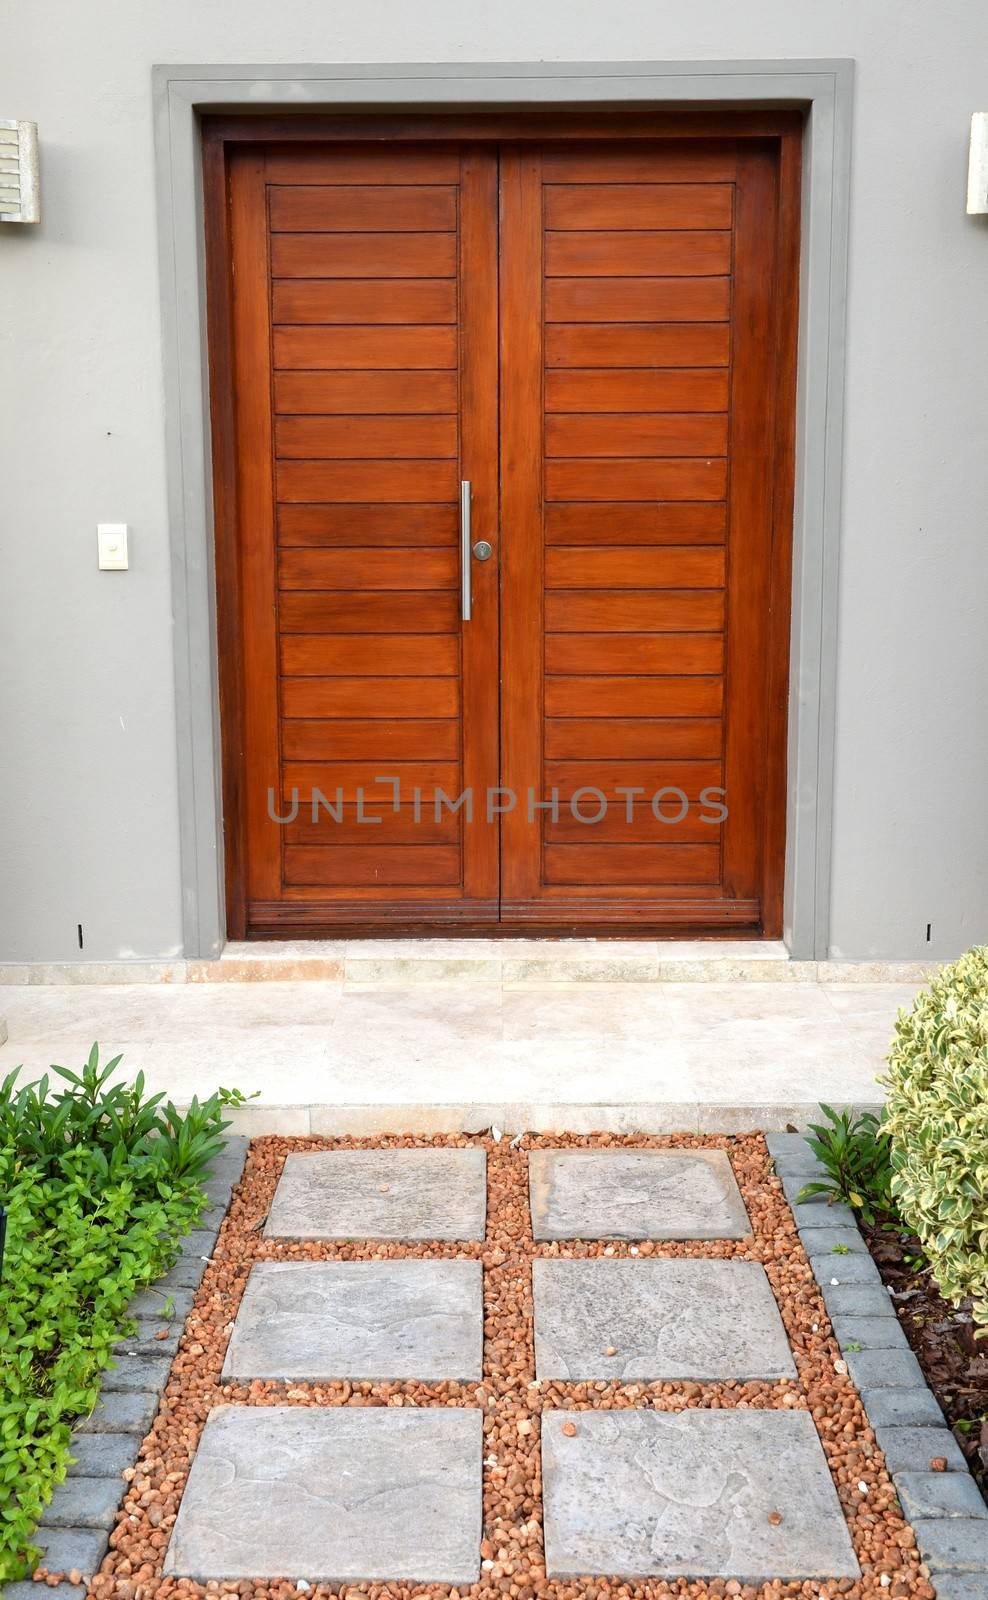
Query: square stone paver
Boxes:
[
  {"xmin": 265, "ymin": 1147, "xmax": 486, "ymax": 1240},
  {"xmin": 164, "ymin": 1405, "xmax": 482, "ymax": 1582},
  {"xmin": 533, "ymin": 1259, "xmax": 796, "ymax": 1381},
  {"xmin": 222, "ymin": 1259, "xmax": 483, "ymax": 1381},
  {"xmin": 541, "ymin": 1409, "xmax": 859, "ymax": 1581},
  {"xmin": 529, "ymin": 1148, "xmax": 750, "ymax": 1240}
]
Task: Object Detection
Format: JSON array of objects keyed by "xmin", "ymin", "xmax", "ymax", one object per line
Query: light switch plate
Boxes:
[{"xmin": 97, "ymin": 523, "xmax": 129, "ymax": 570}]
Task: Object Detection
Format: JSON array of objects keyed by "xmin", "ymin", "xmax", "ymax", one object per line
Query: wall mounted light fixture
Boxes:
[
  {"xmin": 968, "ymin": 113, "xmax": 988, "ymax": 215},
  {"xmin": 0, "ymin": 120, "xmax": 40, "ymax": 223}
]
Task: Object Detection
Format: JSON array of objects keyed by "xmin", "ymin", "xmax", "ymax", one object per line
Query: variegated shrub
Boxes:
[{"xmin": 882, "ymin": 945, "xmax": 988, "ymax": 1334}]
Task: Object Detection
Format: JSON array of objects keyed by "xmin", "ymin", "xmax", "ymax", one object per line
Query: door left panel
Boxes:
[{"xmin": 222, "ymin": 143, "xmax": 499, "ymax": 934}]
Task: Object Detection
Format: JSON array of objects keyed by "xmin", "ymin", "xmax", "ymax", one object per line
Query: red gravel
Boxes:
[{"xmin": 52, "ymin": 1133, "xmax": 937, "ymax": 1600}]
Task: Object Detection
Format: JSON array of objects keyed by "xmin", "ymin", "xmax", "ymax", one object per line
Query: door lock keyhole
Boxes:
[{"xmin": 472, "ymin": 540, "xmax": 493, "ymax": 561}]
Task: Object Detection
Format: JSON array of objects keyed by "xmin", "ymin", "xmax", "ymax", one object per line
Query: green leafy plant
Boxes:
[
  {"xmin": 0, "ymin": 1045, "xmax": 247, "ymax": 1582},
  {"xmin": 795, "ymin": 1103, "xmax": 895, "ymax": 1224},
  {"xmin": 882, "ymin": 945, "xmax": 988, "ymax": 1336}
]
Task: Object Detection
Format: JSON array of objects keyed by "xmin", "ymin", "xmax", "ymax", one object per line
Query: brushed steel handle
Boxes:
[{"xmin": 460, "ymin": 480, "xmax": 472, "ymax": 622}]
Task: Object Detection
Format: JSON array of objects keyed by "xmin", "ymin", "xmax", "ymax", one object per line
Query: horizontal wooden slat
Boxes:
[
  {"xmin": 546, "ymin": 369, "xmax": 729, "ymax": 413},
  {"xmin": 284, "ymin": 844, "xmax": 461, "ymax": 887},
  {"xmin": 279, "ymin": 504, "xmax": 458, "ymax": 546},
  {"xmin": 545, "ymin": 633, "xmax": 724, "ymax": 675},
  {"xmin": 264, "ymin": 148, "xmax": 461, "ymax": 184},
  {"xmin": 546, "ymin": 804, "xmax": 722, "ymax": 843},
  {"xmin": 271, "ymin": 233, "xmax": 457, "ymax": 278},
  {"xmin": 546, "ymin": 459, "xmax": 727, "ymax": 502},
  {"xmin": 547, "ymin": 414, "xmax": 727, "ymax": 459},
  {"xmin": 282, "ymin": 634, "xmax": 459, "ymax": 675},
  {"xmin": 284, "ymin": 805, "xmax": 459, "ymax": 845},
  {"xmin": 283, "ymin": 677, "xmax": 459, "ymax": 718},
  {"xmin": 272, "ymin": 279, "xmax": 458, "ymax": 325},
  {"xmin": 543, "ymin": 843, "xmax": 720, "ymax": 886},
  {"xmin": 277, "ymin": 460, "xmax": 458, "ymax": 504},
  {"xmin": 274, "ymin": 326, "xmax": 457, "ymax": 370},
  {"xmin": 546, "ymin": 677, "xmax": 722, "ymax": 717},
  {"xmin": 546, "ymin": 231, "xmax": 731, "ymax": 277},
  {"xmin": 545, "ymin": 277, "xmax": 730, "ymax": 323},
  {"xmin": 276, "ymin": 415, "xmax": 457, "ymax": 460},
  {"xmin": 546, "ymin": 324, "xmax": 729, "ymax": 369},
  {"xmin": 545, "ymin": 183, "xmax": 733, "ymax": 232},
  {"xmin": 540, "ymin": 144, "xmax": 738, "ymax": 183},
  {"xmin": 275, "ymin": 371, "xmax": 458, "ymax": 415},
  {"xmin": 546, "ymin": 547, "xmax": 725, "ymax": 590},
  {"xmin": 282, "ymin": 718, "xmax": 459, "ymax": 760},
  {"xmin": 545, "ymin": 503, "xmax": 726, "ymax": 544},
  {"xmin": 545, "ymin": 760, "xmax": 721, "ymax": 800},
  {"xmin": 269, "ymin": 185, "xmax": 457, "ymax": 233},
  {"xmin": 280, "ymin": 548, "xmax": 458, "ymax": 591},
  {"xmin": 280, "ymin": 590, "xmax": 458, "ymax": 633},
  {"xmin": 283, "ymin": 763, "xmax": 459, "ymax": 802},
  {"xmin": 545, "ymin": 717, "xmax": 721, "ymax": 759},
  {"xmin": 545, "ymin": 591, "xmax": 725, "ymax": 632}
]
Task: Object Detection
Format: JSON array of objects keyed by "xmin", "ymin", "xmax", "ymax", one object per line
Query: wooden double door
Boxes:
[{"xmin": 207, "ymin": 115, "xmax": 799, "ymax": 937}]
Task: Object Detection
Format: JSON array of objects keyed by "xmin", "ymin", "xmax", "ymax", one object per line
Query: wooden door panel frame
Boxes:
[
  {"xmin": 161, "ymin": 63, "xmax": 853, "ymax": 954},
  {"xmin": 204, "ymin": 109, "xmax": 799, "ymax": 939},
  {"xmin": 207, "ymin": 132, "xmax": 504, "ymax": 935}
]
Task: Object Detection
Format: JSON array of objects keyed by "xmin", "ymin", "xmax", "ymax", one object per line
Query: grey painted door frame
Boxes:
[{"xmin": 152, "ymin": 59, "xmax": 853, "ymax": 959}]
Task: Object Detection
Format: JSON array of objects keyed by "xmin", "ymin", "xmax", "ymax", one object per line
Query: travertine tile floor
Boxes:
[{"xmin": 0, "ymin": 975, "xmax": 920, "ymax": 1133}]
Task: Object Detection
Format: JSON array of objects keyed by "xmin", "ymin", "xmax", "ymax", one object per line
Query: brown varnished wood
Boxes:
[
  {"xmin": 279, "ymin": 590, "xmax": 459, "ymax": 633},
  {"xmin": 544, "ymin": 503, "xmax": 725, "ymax": 543},
  {"xmin": 281, "ymin": 635, "xmax": 459, "ymax": 675},
  {"xmin": 282, "ymin": 676, "xmax": 459, "ymax": 719},
  {"xmin": 497, "ymin": 133, "xmax": 796, "ymax": 932},
  {"xmin": 279, "ymin": 548, "xmax": 458, "ymax": 590},
  {"xmin": 284, "ymin": 845, "xmax": 461, "ymax": 888},
  {"xmin": 275, "ymin": 371, "xmax": 458, "ymax": 414},
  {"xmin": 545, "ymin": 277, "xmax": 730, "ymax": 322},
  {"xmin": 544, "ymin": 678, "xmax": 722, "ymax": 718},
  {"xmin": 271, "ymin": 232, "xmax": 456, "ymax": 277},
  {"xmin": 279, "ymin": 505, "xmax": 459, "ymax": 545},
  {"xmin": 544, "ymin": 718, "xmax": 722, "ymax": 760},
  {"xmin": 545, "ymin": 590, "xmax": 726, "ymax": 632},
  {"xmin": 544, "ymin": 843, "xmax": 720, "ymax": 886},
  {"xmin": 273, "ymin": 325, "xmax": 458, "ymax": 369},
  {"xmin": 275, "ymin": 415, "xmax": 457, "ymax": 459},
  {"xmin": 546, "ymin": 231, "xmax": 730, "ymax": 277},
  {"xmin": 207, "ymin": 114, "xmax": 799, "ymax": 936},
  {"xmin": 202, "ymin": 130, "xmax": 246, "ymax": 936},
  {"xmin": 228, "ymin": 148, "xmax": 282, "ymax": 910},
  {"xmin": 546, "ymin": 368, "xmax": 729, "ymax": 413},
  {"xmin": 273, "ymin": 278, "xmax": 457, "ymax": 325},
  {"xmin": 545, "ymin": 548, "xmax": 725, "ymax": 589},
  {"xmin": 546, "ymin": 414, "xmax": 728, "ymax": 458},
  {"xmin": 544, "ymin": 183, "xmax": 733, "ymax": 230},
  {"xmin": 545, "ymin": 323, "xmax": 729, "ymax": 367},
  {"xmin": 269, "ymin": 184, "xmax": 457, "ymax": 232},
  {"xmin": 545, "ymin": 633, "xmax": 724, "ymax": 675},
  {"xmin": 283, "ymin": 719, "xmax": 460, "ymax": 760}
]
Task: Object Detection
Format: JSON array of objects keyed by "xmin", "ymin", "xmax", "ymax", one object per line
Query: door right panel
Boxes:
[{"xmin": 499, "ymin": 137, "xmax": 795, "ymax": 932}]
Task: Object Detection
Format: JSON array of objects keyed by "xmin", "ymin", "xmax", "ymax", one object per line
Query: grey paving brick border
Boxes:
[
  {"xmin": 28, "ymin": 1137, "xmax": 249, "ymax": 1584},
  {"xmin": 766, "ymin": 1132, "xmax": 988, "ymax": 1596}
]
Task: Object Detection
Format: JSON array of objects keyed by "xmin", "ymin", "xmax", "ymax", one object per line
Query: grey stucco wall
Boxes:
[{"xmin": 1, "ymin": 1, "xmax": 986, "ymax": 962}]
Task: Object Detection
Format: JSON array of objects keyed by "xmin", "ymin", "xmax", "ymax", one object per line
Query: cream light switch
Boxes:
[{"xmin": 97, "ymin": 524, "xmax": 129, "ymax": 570}]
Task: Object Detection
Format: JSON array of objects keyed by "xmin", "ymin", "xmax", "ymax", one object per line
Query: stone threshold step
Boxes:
[
  {"xmin": 211, "ymin": 1098, "xmax": 886, "ymax": 1139},
  {"xmin": 0, "ymin": 938, "xmax": 932, "ymax": 987}
]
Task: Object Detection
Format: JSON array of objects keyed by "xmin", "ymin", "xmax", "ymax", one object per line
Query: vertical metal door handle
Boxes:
[{"xmin": 460, "ymin": 480, "xmax": 472, "ymax": 622}]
